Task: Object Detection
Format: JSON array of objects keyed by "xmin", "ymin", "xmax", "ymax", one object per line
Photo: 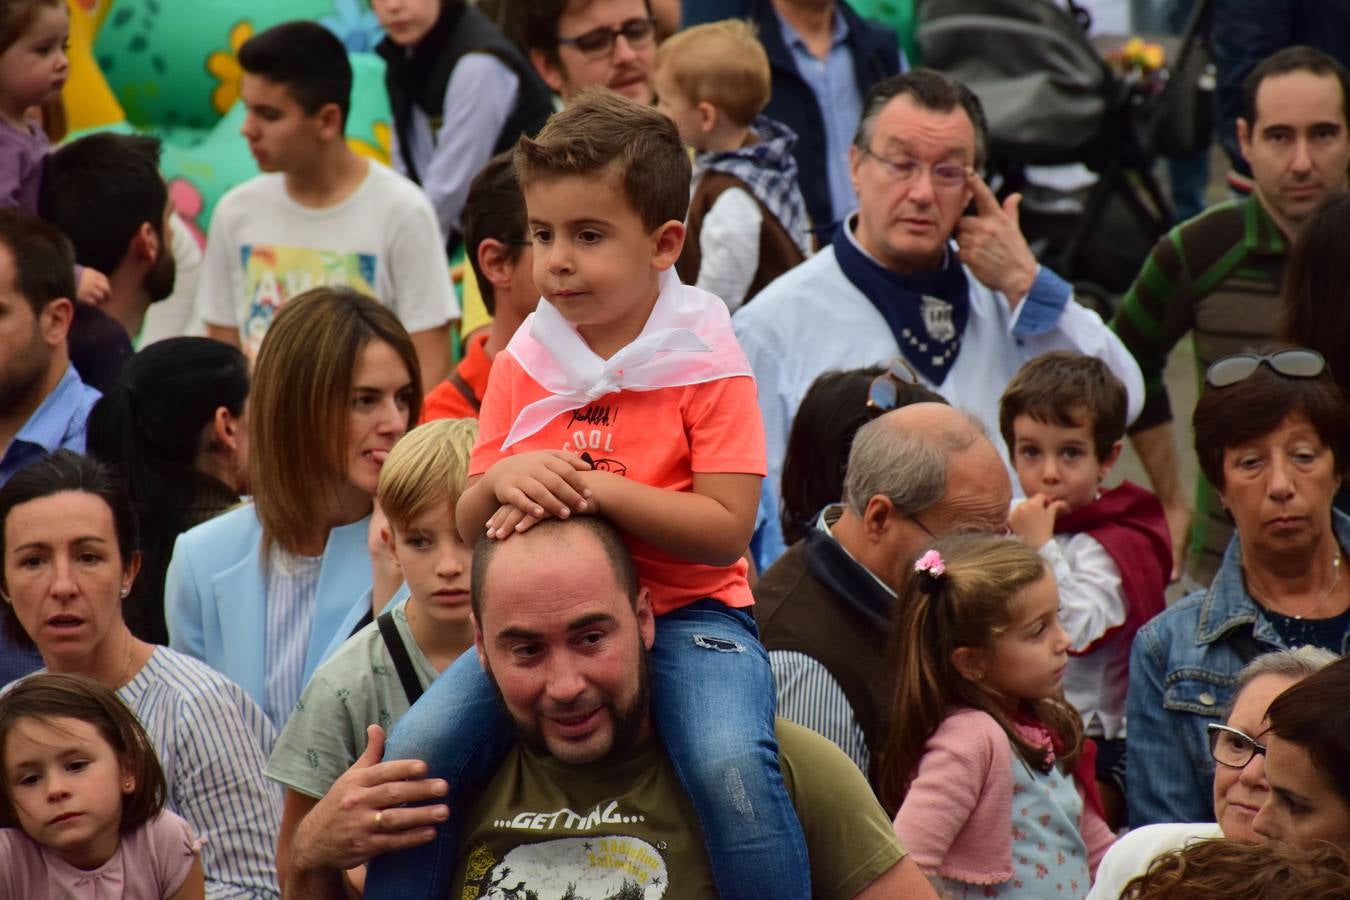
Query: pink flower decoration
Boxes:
[{"xmin": 914, "ymin": 549, "xmax": 945, "ymax": 577}]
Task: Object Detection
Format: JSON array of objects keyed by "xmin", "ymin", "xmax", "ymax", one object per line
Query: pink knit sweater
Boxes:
[{"xmin": 892, "ymin": 708, "xmax": 1115, "ymax": 885}]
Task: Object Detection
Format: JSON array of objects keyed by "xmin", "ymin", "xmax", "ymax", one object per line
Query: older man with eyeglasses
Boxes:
[
  {"xmin": 1087, "ymin": 646, "xmax": 1337, "ymax": 899},
  {"xmin": 736, "ymin": 68, "xmax": 1144, "ymax": 569}
]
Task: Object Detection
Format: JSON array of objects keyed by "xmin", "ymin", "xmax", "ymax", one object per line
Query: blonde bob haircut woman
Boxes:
[{"xmin": 250, "ymin": 287, "xmax": 423, "ymax": 556}]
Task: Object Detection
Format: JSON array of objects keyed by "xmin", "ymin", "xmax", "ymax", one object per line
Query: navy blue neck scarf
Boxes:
[{"xmin": 832, "ymin": 220, "xmax": 971, "ymax": 385}]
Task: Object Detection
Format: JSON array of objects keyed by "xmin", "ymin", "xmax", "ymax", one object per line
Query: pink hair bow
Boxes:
[{"xmin": 914, "ymin": 549, "xmax": 946, "ymax": 577}]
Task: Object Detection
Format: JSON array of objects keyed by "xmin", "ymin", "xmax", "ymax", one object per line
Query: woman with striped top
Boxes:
[{"xmin": 0, "ymin": 451, "xmax": 281, "ymax": 899}]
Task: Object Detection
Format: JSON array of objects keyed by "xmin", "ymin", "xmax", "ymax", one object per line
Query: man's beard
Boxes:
[
  {"xmin": 489, "ymin": 640, "xmax": 652, "ymax": 763},
  {"xmin": 0, "ymin": 325, "xmax": 49, "ymax": 416},
  {"xmin": 144, "ymin": 242, "xmax": 177, "ymax": 303}
]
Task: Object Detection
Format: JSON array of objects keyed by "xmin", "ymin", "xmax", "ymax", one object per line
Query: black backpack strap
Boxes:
[{"xmin": 377, "ymin": 610, "xmax": 425, "ymax": 705}]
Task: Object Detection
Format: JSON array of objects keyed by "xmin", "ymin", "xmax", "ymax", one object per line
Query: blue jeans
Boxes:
[{"xmin": 365, "ymin": 601, "xmax": 811, "ymax": 899}]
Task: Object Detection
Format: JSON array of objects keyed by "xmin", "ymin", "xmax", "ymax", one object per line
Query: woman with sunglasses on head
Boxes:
[
  {"xmin": 1088, "ymin": 646, "xmax": 1335, "ymax": 899},
  {"xmin": 1125, "ymin": 348, "xmax": 1350, "ymax": 830}
]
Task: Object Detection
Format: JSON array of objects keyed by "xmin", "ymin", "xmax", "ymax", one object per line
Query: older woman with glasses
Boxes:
[
  {"xmin": 1089, "ymin": 647, "xmax": 1336, "ymax": 899},
  {"xmin": 1125, "ymin": 348, "xmax": 1350, "ymax": 830}
]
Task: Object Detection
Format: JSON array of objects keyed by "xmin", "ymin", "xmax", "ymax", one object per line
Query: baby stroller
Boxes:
[{"xmin": 918, "ymin": 0, "xmax": 1214, "ymax": 317}]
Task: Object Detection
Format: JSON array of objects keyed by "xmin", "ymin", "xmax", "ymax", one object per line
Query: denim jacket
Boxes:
[{"xmin": 1126, "ymin": 510, "xmax": 1350, "ymax": 826}]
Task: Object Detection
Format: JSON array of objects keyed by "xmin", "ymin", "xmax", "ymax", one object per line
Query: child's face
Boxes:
[
  {"xmin": 982, "ymin": 572, "xmax": 1070, "ymax": 703},
  {"xmin": 3, "ymin": 716, "xmax": 131, "ymax": 870},
  {"xmin": 1010, "ymin": 413, "xmax": 1118, "ymax": 514},
  {"xmin": 370, "ymin": 0, "xmax": 440, "ymax": 48},
  {"xmin": 0, "ymin": 4, "xmax": 68, "ymax": 114},
  {"xmin": 524, "ymin": 170, "xmax": 682, "ymax": 354},
  {"xmin": 653, "ymin": 67, "xmax": 706, "ymax": 149},
  {"xmin": 387, "ymin": 502, "xmax": 472, "ymax": 628}
]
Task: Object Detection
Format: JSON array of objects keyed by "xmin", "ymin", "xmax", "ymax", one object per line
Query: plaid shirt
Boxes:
[{"xmin": 696, "ymin": 115, "xmax": 813, "ymax": 256}]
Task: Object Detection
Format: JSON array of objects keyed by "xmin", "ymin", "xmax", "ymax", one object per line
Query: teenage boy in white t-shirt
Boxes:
[{"xmin": 199, "ymin": 21, "xmax": 458, "ymax": 390}]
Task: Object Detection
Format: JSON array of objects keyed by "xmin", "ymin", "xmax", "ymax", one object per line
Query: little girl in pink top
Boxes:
[
  {"xmin": 0, "ymin": 674, "xmax": 204, "ymax": 899},
  {"xmin": 879, "ymin": 537, "xmax": 1115, "ymax": 899}
]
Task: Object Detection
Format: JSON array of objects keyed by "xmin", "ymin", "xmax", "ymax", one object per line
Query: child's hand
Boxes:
[
  {"xmin": 1009, "ymin": 493, "xmax": 1068, "ymax": 549},
  {"xmin": 485, "ymin": 450, "xmax": 592, "ymax": 537},
  {"xmin": 76, "ymin": 267, "xmax": 111, "ymax": 305}
]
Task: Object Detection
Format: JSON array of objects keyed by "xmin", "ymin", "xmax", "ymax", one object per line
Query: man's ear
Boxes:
[
  {"xmin": 133, "ymin": 221, "xmax": 160, "ymax": 265},
  {"xmin": 530, "ymin": 48, "xmax": 566, "ymax": 95},
  {"xmin": 650, "ymin": 220, "xmax": 685, "ymax": 271},
  {"xmin": 477, "ymin": 238, "xmax": 516, "ymax": 290},
  {"xmin": 862, "ymin": 495, "xmax": 896, "ymax": 540},
  {"xmin": 315, "ymin": 101, "xmax": 345, "ymax": 141},
  {"xmin": 472, "ymin": 612, "xmax": 489, "ymax": 668},
  {"xmin": 40, "ymin": 297, "xmax": 73, "ymax": 344},
  {"xmin": 951, "ymin": 645, "xmax": 986, "ymax": 683},
  {"xmin": 849, "ymin": 144, "xmax": 863, "ymax": 197},
  {"xmin": 634, "ymin": 587, "xmax": 655, "ymax": 650},
  {"xmin": 1236, "ymin": 117, "xmax": 1253, "ymax": 165}
]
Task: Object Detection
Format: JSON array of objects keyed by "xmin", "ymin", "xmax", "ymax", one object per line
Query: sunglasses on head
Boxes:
[
  {"xmin": 867, "ymin": 358, "xmax": 922, "ymax": 413},
  {"xmin": 1205, "ymin": 349, "xmax": 1326, "ymax": 389}
]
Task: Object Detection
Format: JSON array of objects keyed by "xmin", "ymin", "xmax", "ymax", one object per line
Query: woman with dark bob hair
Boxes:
[
  {"xmin": 1127, "ymin": 349, "xmax": 1350, "ymax": 828},
  {"xmin": 86, "ymin": 337, "xmax": 250, "ymax": 645},
  {"xmin": 0, "ymin": 451, "xmax": 280, "ymax": 896},
  {"xmin": 1253, "ymin": 654, "xmax": 1350, "ymax": 849}
]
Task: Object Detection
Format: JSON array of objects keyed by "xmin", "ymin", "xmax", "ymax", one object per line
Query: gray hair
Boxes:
[
  {"xmin": 1224, "ymin": 646, "xmax": 1339, "ymax": 720},
  {"xmin": 842, "ymin": 409, "xmax": 984, "ymax": 518},
  {"xmin": 853, "ymin": 69, "xmax": 989, "ymax": 170}
]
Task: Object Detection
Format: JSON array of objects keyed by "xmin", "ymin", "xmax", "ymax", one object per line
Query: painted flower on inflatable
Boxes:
[
  {"xmin": 321, "ymin": 0, "xmax": 385, "ymax": 53},
  {"xmin": 347, "ymin": 121, "xmax": 392, "ymax": 166},
  {"xmin": 206, "ymin": 20, "xmax": 254, "ymax": 115}
]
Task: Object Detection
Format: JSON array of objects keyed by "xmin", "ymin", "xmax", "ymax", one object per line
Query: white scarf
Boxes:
[{"xmin": 502, "ymin": 268, "xmax": 753, "ymax": 448}]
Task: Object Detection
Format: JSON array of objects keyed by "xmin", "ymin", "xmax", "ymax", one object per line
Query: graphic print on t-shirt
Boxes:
[
  {"xmin": 239, "ymin": 244, "xmax": 378, "ymax": 355},
  {"xmin": 462, "ymin": 832, "xmax": 669, "ymax": 899},
  {"xmin": 560, "ymin": 403, "xmax": 629, "ymax": 477}
]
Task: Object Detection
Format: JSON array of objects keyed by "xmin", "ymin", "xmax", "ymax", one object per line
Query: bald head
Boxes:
[
  {"xmin": 471, "ymin": 517, "xmax": 639, "ymax": 626},
  {"xmin": 844, "ymin": 402, "xmax": 996, "ymax": 518}
]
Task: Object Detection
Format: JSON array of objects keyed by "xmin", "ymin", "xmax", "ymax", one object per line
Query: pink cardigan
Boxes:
[{"xmin": 892, "ymin": 708, "xmax": 1115, "ymax": 885}]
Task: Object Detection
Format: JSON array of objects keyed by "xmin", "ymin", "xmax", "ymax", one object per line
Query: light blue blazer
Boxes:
[{"xmin": 164, "ymin": 503, "xmax": 373, "ymax": 712}]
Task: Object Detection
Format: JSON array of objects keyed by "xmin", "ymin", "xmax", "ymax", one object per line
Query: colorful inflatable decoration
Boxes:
[{"xmin": 63, "ymin": 0, "xmax": 391, "ymax": 237}]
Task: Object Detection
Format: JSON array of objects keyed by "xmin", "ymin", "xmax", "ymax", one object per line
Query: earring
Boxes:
[{"xmin": 120, "ymin": 587, "xmax": 130, "ymax": 598}]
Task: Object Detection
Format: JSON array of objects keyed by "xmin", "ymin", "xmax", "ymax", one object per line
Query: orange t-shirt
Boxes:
[
  {"xmin": 420, "ymin": 332, "xmax": 493, "ymax": 423},
  {"xmin": 470, "ymin": 351, "xmax": 766, "ymax": 616}
]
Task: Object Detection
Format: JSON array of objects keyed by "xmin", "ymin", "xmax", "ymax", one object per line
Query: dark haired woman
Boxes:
[
  {"xmin": 86, "ymin": 337, "xmax": 249, "ymax": 644},
  {"xmin": 1128, "ymin": 349, "xmax": 1350, "ymax": 828}
]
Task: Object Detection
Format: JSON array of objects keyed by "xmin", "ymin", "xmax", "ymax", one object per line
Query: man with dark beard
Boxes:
[
  {"xmin": 0, "ymin": 207, "xmax": 99, "ymax": 683},
  {"xmin": 39, "ymin": 132, "xmax": 177, "ymax": 392},
  {"xmin": 286, "ymin": 517, "xmax": 934, "ymax": 899}
]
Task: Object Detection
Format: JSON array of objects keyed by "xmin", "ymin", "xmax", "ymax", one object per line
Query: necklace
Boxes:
[
  {"xmin": 1246, "ymin": 551, "xmax": 1343, "ymax": 621},
  {"xmin": 112, "ymin": 633, "xmax": 137, "ymax": 691}
]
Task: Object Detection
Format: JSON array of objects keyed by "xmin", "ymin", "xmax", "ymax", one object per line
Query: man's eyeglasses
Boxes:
[
  {"xmin": 557, "ymin": 17, "xmax": 657, "ymax": 58},
  {"xmin": 1207, "ymin": 723, "xmax": 1268, "ymax": 769},
  {"xmin": 867, "ymin": 358, "xmax": 922, "ymax": 412},
  {"xmin": 858, "ymin": 145, "xmax": 971, "ymax": 189},
  {"xmin": 1205, "ymin": 349, "xmax": 1326, "ymax": 389}
]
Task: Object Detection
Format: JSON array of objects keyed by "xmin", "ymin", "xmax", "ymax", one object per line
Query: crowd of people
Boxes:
[{"xmin": 1, "ymin": 1, "xmax": 1349, "ymax": 898}]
